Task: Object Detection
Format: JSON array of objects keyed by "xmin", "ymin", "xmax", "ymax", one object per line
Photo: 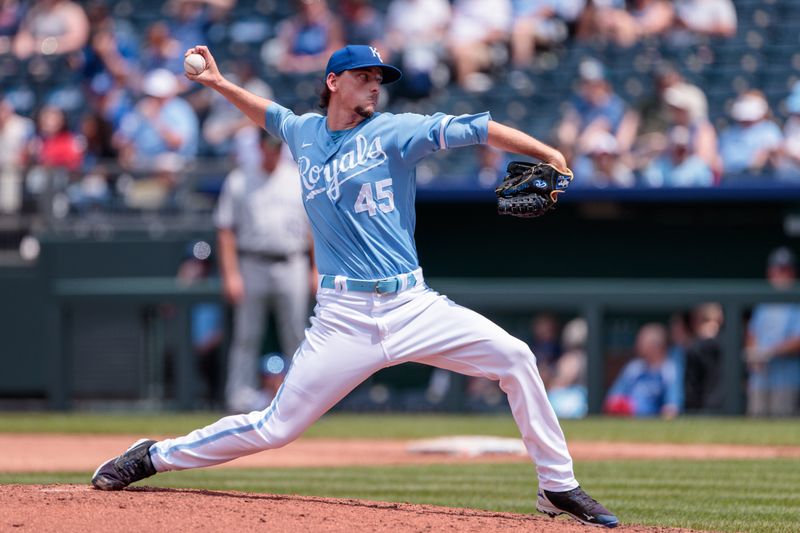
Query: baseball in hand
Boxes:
[{"xmin": 184, "ymin": 53, "xmax": 206, "ymax": 75}]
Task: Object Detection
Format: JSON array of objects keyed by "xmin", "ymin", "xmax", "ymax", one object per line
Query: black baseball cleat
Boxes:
[
  {"xmin": 91, "ymin": 439, "xmax": 158, "ymax": 491},
  {"xmin": 537, "ymin": 486, "xmax": 619, "ymax": 528}
]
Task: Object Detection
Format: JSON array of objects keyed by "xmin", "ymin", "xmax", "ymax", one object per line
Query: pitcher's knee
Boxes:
[
  {"xmin": 496, "ymin": 336, "xmax": 536, "ymax": 370},
  {"xmin": 256, "ymin": 420, "xmax": 301, "ymax": 449}
]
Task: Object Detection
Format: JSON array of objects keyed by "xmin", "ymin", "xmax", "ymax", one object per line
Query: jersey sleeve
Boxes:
[
  {"xmin": 265, "ymin": 102, "xmax": 302, "ymax": 148},
  {"xmin": 397, "ymin": 111, "xmax": 492, "ymax": 165}
]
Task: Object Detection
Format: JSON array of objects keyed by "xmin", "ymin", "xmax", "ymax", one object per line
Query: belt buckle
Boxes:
[
  {"xmin": 374, "ymin": 280, "xmax": 386, "ymax": 295},
  {"xmin": 375, "ymin": 278, "xmax": 394, "ymax": 295}
]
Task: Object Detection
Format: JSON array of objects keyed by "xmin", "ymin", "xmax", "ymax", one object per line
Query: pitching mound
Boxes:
[{"xmin": 2, "ymin": 484, "xmax": 695, "ymax": 532}]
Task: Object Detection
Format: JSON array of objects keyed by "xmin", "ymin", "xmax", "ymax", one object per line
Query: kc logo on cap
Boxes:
[{"xmin": 325, "ymin": 45, "xmax": 402, "ymax": 85}]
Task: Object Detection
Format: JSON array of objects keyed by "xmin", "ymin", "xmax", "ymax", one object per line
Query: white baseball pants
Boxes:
[{"xmin": 150, "ymin": 270, "xmax": 579, "ymax": 491}]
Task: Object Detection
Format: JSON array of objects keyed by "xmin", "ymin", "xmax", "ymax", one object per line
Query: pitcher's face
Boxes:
[{"xmin": 331, "ymin": 67, "xmax": 382, "ymax": 119}]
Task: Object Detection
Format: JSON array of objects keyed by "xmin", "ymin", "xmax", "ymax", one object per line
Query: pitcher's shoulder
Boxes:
[
  {"xmin": 365, "ymin": 111, "xmax": 418, "ymax": 129},
  {"xmin": 297, "ymin": 111, "xmax": 326, "ymax": 124}
]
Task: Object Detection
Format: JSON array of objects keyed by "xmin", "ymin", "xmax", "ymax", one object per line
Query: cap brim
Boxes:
[{"xmin": 339, "ymin": 62, "xmax": 402, "ymax": 84}]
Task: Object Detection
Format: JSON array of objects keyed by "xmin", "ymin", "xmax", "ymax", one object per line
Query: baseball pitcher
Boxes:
[{"xmin": 92, "ymin": 44, "xmax": 618, "ymax": 528}]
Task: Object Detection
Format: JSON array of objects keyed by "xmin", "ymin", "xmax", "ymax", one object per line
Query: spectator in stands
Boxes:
[
  {"xmin": 71, "ymin": 110, "xmax": 114, "ymax": 211},
  {"xmin": 582, "ymin": 0, "xmax": 673, "ymax": 48},
  {"xmin": 572, "ymin": 130, "xmax": 635, "ymax": 188},
  {"xmin": 745, "ymin": 247, "xmax": 800, "ymax": 417},
  {"xmin": 666, "ymin": 310, "xmax": 691, "ymax": 412},
  {"xmin": 556, "ymin": 58, "xmax": 639, "ymax": 166},
  {"xmin": 79, "ymin": 109, "xmax": 116, "ymax": 167},
  {"xmin": 670, "ymin": 0, "xmax": 737, "ymax": 44},
  {"xmin": 273, "ymin": 0, "xmax": 343, "ymax": 74},
  {"xmin": 547, "ymin": 317, "xmax": 588, "ymax": 419},
  {"xmin": 0, "ymin": 97, "xmax": 34, "ymax": 214},
  {"xmin": 683, "ymin": 302, "xmax": 724, "ymax": 413},
  {"xmin": 201, "ymin": 62, "xmax": 273, "ymax": 164},
  {"xmin": 30, "ymin": 104, "xmax": 83, "ymax": 171},
  {"xmin": 634, "ymin": 65, "xmax": 716, "ymax": 172},
  {"xmin": 777, "ymin": 82, "xmax": 800, "ymax": 183},
  {"xmin": 719, "ymin": 91, "xmax": 783, "ymax": 180},
  {"xmin": 661, "ymin": 83, "xmax": 719, "ymax": 173},
  {"xmin": 525, "ymin": 312, "xmax": 561, "ymax": 386},
  {"xmin": 604, "ymin": 322, "xmax": 680, "ymax": 418},
  {"xmin": 636, "ymin": 64, "xmax": 688, "ymax": 140},
  {"xmin": 81, "ymin": 1, "xmax": 140, "ymax": 98},
  {"xmin": 385, "ymin": 0, "xmax": 451, "ymax": 99},
  {"xmin": 339, "ymin": 0, "xmax": 385, "ymax": 53},
  {"xmin": 447, "ymin": 0, "xmax": 512, "ymax": 92},
  {"xmin": 115, "ymin": 68, "xmax": 199, "ymax": 170},
  {"xmin": 13, "ymin": 0, "xmax": 89, "ymax": 58},
  {"xmin": 0, "ymin": 0, "xmax": 26, "ymax": 53},
  {"xmin": 84, "ymin": 77, "xmax": 136, "ymax": 153},
  {"xmin": 141, "ymin": 21, "xmax": 185, "ymax": 75},
  {"xmin": 641, "ymin": 125, "xmax": 714, "ymax": 187},
  {"xmin": 166, "ymin": 0, "xmax": 220, "ymax": 56},
  {"xmin": 509, "ymin": 0, "xmax": 585, "ymax": 69}
]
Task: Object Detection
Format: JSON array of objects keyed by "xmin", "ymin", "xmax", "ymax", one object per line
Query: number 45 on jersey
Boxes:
[{"xmin": 354, "ymin": 178, "xmax": 395, "ymax": 216}]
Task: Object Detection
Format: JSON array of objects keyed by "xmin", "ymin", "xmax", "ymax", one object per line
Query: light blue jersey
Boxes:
[{"xmin": 265, "ymin": 103, "xmax": 491, "ymax": 279}]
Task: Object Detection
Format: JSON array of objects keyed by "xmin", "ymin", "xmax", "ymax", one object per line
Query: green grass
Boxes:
[
  {"xmin": 3, "ymin": 413, "xmax": 797, "ymax": 531},
  {"xmin": 3, "ymin": 459, "xmax": 798, "ymax": 533},
  {"xmin": 0, "ymin": 413, "xmax": 798, "ymax": 445}
]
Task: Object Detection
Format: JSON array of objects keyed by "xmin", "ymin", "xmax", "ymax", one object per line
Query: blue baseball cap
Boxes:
[{"xmin": 325, "ymin": 45, "xmax": 402, "ymax": 85}]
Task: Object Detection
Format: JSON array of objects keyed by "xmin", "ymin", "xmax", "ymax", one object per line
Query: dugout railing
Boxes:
[{"xmin": 48, "ymin": 277, "xmax": 800, "ymax": 414}]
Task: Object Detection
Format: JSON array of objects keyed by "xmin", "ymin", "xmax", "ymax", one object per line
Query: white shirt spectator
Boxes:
[
  {"xmin": 386, "ymin": 0, "xmax": 451, "ymax": 78},
  {"xmin": 719, "ymin": 93, "xmax": 783, "ymax": 177},
  {"xmin": 0, "ymin": 100, "xmax": 34, "ymax": 213},
  {"xmin": 674, "ymin": 0, "xmax": 737, "ymax": 38},
  {"xmin": 0, "ymin": 102, "xmax": 33, "ymax": 169},
  {"xmin": 449, "ymin": 0, "xmax": 512, "ymax": 45},
  {"xmin": 387, "ymin": 0, "xmax": 450, "ymax": 45}
]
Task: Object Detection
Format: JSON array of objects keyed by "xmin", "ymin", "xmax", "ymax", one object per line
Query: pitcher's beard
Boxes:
[{"xmin": 355, "ymin": 105, "xmax": 374, "ymax": 119}]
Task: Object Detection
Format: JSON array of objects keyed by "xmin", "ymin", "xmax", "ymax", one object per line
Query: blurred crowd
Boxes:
[
  {"xmin": 560, "ymin": 61, "xmax": 800, "ymax": 189},
  {"xmin": 505, "ymin": 245, "xmax": 800, "ymax": 419},
  {"xmin": 2, "ymin": 0, "xmax": 800, "ymax": 218}
]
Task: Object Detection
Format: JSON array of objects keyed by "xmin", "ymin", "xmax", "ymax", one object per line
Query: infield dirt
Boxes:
[
  {"xmin": 4, "ymin": 435, "xmax": 792, "ymax": 532},
  {"xmin": 2, "ymin": 484, "xmax": 701, "ymax": 532}
]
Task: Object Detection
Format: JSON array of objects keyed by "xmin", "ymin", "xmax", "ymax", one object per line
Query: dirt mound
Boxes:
[
  {"xmin": 0, "ymin": 484, "xmax": 696, "ymax": 532},
  {"xmin": 3, "ymin": 435, "xmax": 782, "ymax": 531}
]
